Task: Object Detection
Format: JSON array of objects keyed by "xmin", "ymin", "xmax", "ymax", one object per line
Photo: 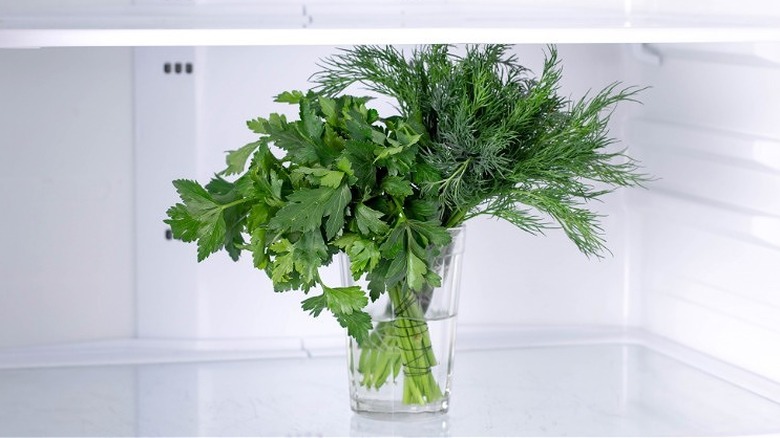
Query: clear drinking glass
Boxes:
[{"xmin": 341, "ymin": 227, "xmax": 466, "ymax": 418}]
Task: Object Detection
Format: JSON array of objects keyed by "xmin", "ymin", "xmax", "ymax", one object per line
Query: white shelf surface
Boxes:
[
  {"xmin": 3, "ymin": 1, "xmax": 780, "ymax": 47},
  {"xmin": 1, "ymin": 327, "xmax": 780, "ymax": 436}
]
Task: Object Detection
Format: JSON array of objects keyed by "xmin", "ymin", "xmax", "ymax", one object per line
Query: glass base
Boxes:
[{"xmin": 351, "ymin": 397, "xmax": 449, "ymax": 420}]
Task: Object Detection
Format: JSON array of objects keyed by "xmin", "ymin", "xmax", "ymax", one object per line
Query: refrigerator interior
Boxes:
[{"xmin": 1, "ymin": 1, "xmax": 780, "ymax": 436}]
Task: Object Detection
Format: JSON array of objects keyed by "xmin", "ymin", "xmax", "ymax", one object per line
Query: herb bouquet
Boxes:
[{"xmin": 165, "ymin": 45, "xmax": 646, "ymax": 415}]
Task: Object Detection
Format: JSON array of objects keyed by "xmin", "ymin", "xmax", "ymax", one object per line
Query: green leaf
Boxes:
[
  {"xmin": 269, "ymin": 238, "xmax": 292, "ymax": 253},
  {"xmin": 370, "ymin": 129, "xmax": 387, "ymax": 145},
  {"xmin": 171, "ymin": 179, "xmax": 215, "ymax": 212},
  {"xmin": 319, "ymin": 96, "xmax": 337, "ymax": 120},
  {"xmin": 384, "ymin": 253, "xmax": 407, "ymax": 289},
  {"xmin": 379, "ymin": 226, "xmax": 405, "ymax": 258},
  {"xmin": 343, "ymin": 140, "xmax": 377, "ymax": 189},
  {"xmin": 205, "ymin": 175, "xmax": 235, "ymax": 196},
  {"xmin": 395, "ymin": 128, "xmax": 421, "ymax": 147},
  {"xmin": 408, "ymin": 220, "xmax": 452, "ymax": 248},
  {"xmin": 265, "ymin": 113, "xmax": 320, "ymax": 165},
  {"xmin": 323, "ymin": 125, "xmax": 345, "ymax": 151},
  {"xmin": 375, "ymin": 221, "xmax": 452, "ymax": 292},
  {"xmin": 247, "ymin": 203, "xmax": 270, "ymax": 230},
  {"xmin": 268, "ymin": 185, "xmax": 351, "ymax": 240},
  {"xmin": 319, "ymin": 171, "xmax": 343, "ymax": 188},
  {"xmin": 267, "ymin": 232, "xmax": 329, "ymax": 291},
  {"xmin": 336, "ymin": 311, "xmax": 372, "ymax": 345},
  {"xmin": 246, "ymin": 117, "xmax": 267, "ymax": 134},
  {"xmin": 354, "ymin": 203, "xmax": 389, "ymax": 236},
  {"xmin": 323, "ymin": 285, "xmax": 368, "ymax": 315},
  {"xmin": 366, "ymin": 108, "xmax": 379, "ymax": 124},
  {"xmin": 425, "ymin": 270, "xmax": 443, "ymax": 288},
  {"xmin": 345, "ymin": 107, "xmax": 374, "ymax": 142},
  {"xmin": 412, "ymin": 162, "xmax": 442, "ymax": 185},
  {"xmin": 205, "ymin": 175, "xmax": 235, "ymax": 197},
  {"xmin": 222, "ymin": 141, "xmax": 263, "ymax": 176},
  {"xmin": 407, "ymin": 199, "xmax": 439, "ymax": 221},
  {"xmin": 301, "ymin": 285, "xmax": 373, "ymax": 344},
  {"xmin": 293, "ymin": 166, "xmax": 345, "ymax": 188},
  {"xmin": 274, "ymin": 90, "xmax": 305, "ymax": 104},
  {"xmin": 270, "ymin": 246, "xmax": 295, "ymax": 284},
  {"xmin": 333, "ymin": 233, "xmax": 360, "ymax": 249},
  {"xmin": 345, "ymin": 239, "xmax": 381, "ymax": 278},
  {"xmin": 366, "ymin": 260, "xmax": 390, "ymax": 301},
  {"xmin": 196, "ymin": 213, "xmax": 226, "ymax": 262},
  {"xmin": 222, "ymin": 204, "xmax": 246, "ymax": 261},
  {"xmin": 299, "ymin": 97, "xmax": 324, "ymax": 141},
  {"xmin": 166, "ymin": 179, "xmax": 229, "ymax": 262},
  {"xmin": 249, "ymin": 228, "xmax": 268, "ymax": 269},
  {"xmin": 323, "ymin": 185, "xmax": 352, "ymax": 239},
  {"xmin": 373, "ymin": 145, "xmax": 405, "ymax": 161},
  {"xmin": 301, "ymin": 293, "xmax": 327, "ymax": 317},
  {"xmin": 234, "ymin": 175, "xmax": 255, "ymax": 199},
  {"xmin": 336, "ymin": 156, "xmax": 354, "ymax": 176},
  {"xmin": 381, "ymin": 175, "xmax": 414, "ymax": 198},
  {"xmin": 406, "ymin": 249, "xmax": 427, "ymax": 291},
  {"xmin": 164, "ymin": 204, "xmax": 199, "ymax": 242},
  {"xmin": 292, "ymin": 232, "xmax": 329, "ymax": 287}
]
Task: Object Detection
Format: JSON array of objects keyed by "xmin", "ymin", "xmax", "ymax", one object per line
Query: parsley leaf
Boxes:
[
  {"xmin": 354, "ymin": 203, "xmax": 389, "ymax": 236},
  {"xmin": 381, "ymin": 175, "xmax": 414, "ymax": 198},
  {"xmin": 335, "ymin": 234, "xmax": 382, "ymax": 279},
  {"xmin": 301, "ymin": 286, "xmax": 372, "ymax": 344},
  {"xmin": 246, "ymin": 117, "xmax": 267, "ymax": 134},
  {"xmin": 342, "ymin": 140, "xmax": 377, "ymax": 189},
  {"xmin": 268, "ymin": 184, "xmax": 351, "ymax": 240},
  {"xmin": 294, "ymin": 166, "xmax": 345, "ymax": 188},
  {"xmin": 406, "ymin": 251, "xmax": 428, "ymax": 292},
  {"xmin": 165, "ymin": 204, "xmax": 199, "ymax": 242},
  {"xmin": 222, "ymin": 140, "xmax": 263, "ymax": 176},
  {"xmin": 274, "ymin": 90, "xmax": 305, "ymax": 104},
  {"xmin": 165, "ymin": 179, "xmax": 233, "ymax": 262}
]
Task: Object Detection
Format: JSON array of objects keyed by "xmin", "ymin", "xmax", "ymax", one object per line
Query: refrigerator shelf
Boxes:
[
  {"xmin": 2, "ymin": 1, "xmax": 780, "ymax": 48},
  {"xmin": 1, "ymin": 327, "xmax": 779, "ymax": 436}
]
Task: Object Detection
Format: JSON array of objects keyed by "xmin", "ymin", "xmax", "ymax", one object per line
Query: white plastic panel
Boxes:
[
  {"xmin": 134, "ymin": 47, "xmax": 201, "ymax": 338},
  {"xmin": 0, "ymin": 48, "xmax": 135, "ymax": 348},
  {"xmin": 624, "ymin": 42, "xmax": 780, "ymax": 383}
]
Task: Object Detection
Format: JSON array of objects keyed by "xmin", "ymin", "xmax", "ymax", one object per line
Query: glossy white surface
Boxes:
[
  {"xmin": 2, "ymin": 1, "xmax": 780, "ymax": 47},
  {"xmin": 1, "ymin": 330, "xmax": 780, "ymax": 436}
]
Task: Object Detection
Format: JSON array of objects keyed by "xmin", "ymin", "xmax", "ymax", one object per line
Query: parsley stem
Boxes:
[
  {"xmin": 387, "ymin": 284, "xmax": 443, "ymax": 405},
  {"xmin": 392, "ymin": 197, "xmax": 406, "ymax": 221},
  {"xmin": 219, "ymin": 198, "xmax": 250, "ymax": 210}
]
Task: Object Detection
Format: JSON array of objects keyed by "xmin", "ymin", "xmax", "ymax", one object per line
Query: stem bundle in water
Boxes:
[{"xmin": 387, "ymin": 285, "xmax": 443, "ymax": 405}]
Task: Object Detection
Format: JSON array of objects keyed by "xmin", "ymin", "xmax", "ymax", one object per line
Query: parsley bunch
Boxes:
[{"xmin": 166, "ymin": 91, "xmax": 451, "ymax": 346}]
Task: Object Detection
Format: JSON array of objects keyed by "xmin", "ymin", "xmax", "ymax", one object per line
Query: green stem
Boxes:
[
  {"xmin": 219, "ymin": 198, "xmax": 250, "ymax": 210},
  {"xmin": 392, "ymin": 197, "xmax": 407, "ymax": 220},
  {"xmin": 444, "ymin": 208, "xmax": 468, "ymax": 228},
  {"xmin": 387, "ymin": 284, "xmax": 443, "ymax": 405}
]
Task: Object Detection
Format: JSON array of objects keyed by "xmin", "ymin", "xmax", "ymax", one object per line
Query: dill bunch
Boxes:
[{"xmin": 313, "ymin": 44, "xmax": 648, "ymax": 256}]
